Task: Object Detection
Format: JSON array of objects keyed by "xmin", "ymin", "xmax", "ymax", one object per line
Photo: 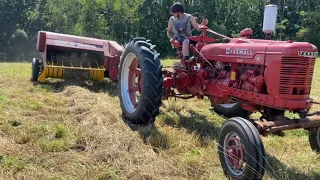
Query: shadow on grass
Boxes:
[
  {"xmin": 265, "ymin": 153, "xmax": 320, "ymax": 180},
  {"xmin": 163, "ymin": 107, "xmax": 222, "ymax": 141},
  {"xmin": 35, "ymin": 79, "xmax": 118, "ymax": 97},
  {"xmin": 122, "ymin": 118, "xmax": 170, "ymax": 152},
  {"xmin": 162, "ymin": 107, "xmax": 319, "ymax": 180}
]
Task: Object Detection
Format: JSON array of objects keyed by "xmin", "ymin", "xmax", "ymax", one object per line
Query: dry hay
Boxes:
[
  {"xmin": 58, "ymin": 86, "xmax": 184, "ymax": 179},
  {"xmin": 63, "ymin": 69, "xmax": 91, "ymax": 81},
  {"xmin": 51, "ymin": 52, "xmax": 101, "ymax": 68},
  {"xmin": 0, "ymin": 135, "xmax": 17, "ymax": 156}
]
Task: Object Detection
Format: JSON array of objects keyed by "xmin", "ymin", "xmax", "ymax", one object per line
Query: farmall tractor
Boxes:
[
  {"xmin": 118, "ymin": 4, "xmax": 319, "ymax": 180},
  {"xmin": 31, "ymin": 3, "xmax": 319, "ymax": 180}
]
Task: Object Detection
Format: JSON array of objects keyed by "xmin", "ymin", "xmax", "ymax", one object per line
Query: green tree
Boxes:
[
  {"xmin": 297, "ymin": 11, "xmax": 320, "ymax": 47},
  {"xmin": 0, "ymin": 0, "xmax": 319, "ymax": 60},
  {"xmin": 0, "ymin": 0, "xmax": 39, "ymax": 60}
]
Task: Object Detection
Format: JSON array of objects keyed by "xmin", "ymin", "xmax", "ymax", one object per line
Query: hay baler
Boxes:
[{"xmin": 32, "ymin": 31, "xmax": 122, "ymax": 82}]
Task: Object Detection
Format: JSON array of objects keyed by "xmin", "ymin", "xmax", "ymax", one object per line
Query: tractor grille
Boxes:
[{"xmin": 279, "ymin": 57, "xmax": 316, "ymax": 95}]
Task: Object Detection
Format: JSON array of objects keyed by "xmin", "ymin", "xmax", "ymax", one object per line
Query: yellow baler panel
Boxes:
[{"xmin": 38, "ymin": 65, "xmax": 105, "ymax": 82}]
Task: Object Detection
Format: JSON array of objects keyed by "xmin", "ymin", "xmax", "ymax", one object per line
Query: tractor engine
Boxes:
[
  {"xmin": 211, "ymin": 63, "xmax": 265, "ymax": 94},
  {"xmin": 238, "ymin": 64, "xmax": 264, "ymax": 93}
]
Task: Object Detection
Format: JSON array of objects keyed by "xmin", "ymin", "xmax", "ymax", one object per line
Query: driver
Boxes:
[{"xmin": 167, "ymin": 2, "xmax": 208, "ymax": 63}]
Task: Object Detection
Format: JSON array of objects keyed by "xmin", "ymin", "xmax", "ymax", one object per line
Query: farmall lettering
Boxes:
[{"xmin": 226, "ymin": 48, "xmax": 253, "ymax": 56}]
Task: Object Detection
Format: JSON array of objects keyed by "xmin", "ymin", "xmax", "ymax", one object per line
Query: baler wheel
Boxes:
[
  {"xmin": 31, "ymin": 58, "xmax": 40, "ymax": 82},
  {"xmin": 309, "ymin": 127, "xmax": 320, "ymax": 153},
  {"xmin": 118, "ymin": 37, "xmax": 163, "ymax": 125},
  {"xmin": 218, "ymin": 117, "xmax": 266, "ymax": 180}
]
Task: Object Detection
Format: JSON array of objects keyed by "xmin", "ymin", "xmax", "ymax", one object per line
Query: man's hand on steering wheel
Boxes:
[
  {"xmin": 200, "ymin": 18, "xmax": 208, "ymax": 26},
  {"xmin": 190, "ymin": 13, "xmax": 208, "ymax": 31}
]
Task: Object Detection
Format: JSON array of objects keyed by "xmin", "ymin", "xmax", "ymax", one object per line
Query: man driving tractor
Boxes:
[{"xmin": 167, "ymin": 2, "xmax": 208, "ymax": 65}]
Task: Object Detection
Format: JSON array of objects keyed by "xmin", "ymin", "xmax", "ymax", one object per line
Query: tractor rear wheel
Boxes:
[
  {"xmin": 309, "ymin": 127, "xmax": 320, "ymax": 153},
  {"xmin": 218, "ymin": 117, "xmax": 265, "ymax": 180},
  {"xmin": 118, "ymin": 38, "xmax": 163, "ymax": 125},
  {"xmin": 31, "ymin": 58, "xmax": 40, "ymax": 82}
]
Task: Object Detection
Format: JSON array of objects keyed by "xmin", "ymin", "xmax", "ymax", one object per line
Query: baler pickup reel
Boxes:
[
  {"xmin": 38, "ymin": 53, "xmax": 105, "ymax": 82},
  {"xmin": 32, "ymin": 31, "xmax": 123, "ymax": 83}
]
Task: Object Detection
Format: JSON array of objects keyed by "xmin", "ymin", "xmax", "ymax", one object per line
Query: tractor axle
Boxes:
[{"xmin": 254, "ymin": 112, "xmax": 320, "ymax": 135}]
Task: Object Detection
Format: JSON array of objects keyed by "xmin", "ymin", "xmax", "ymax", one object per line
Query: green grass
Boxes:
[
  {"xmin": 0, "ymin": 59, "xmax": 319, "ymax": 179},
  {"xmin": 161, "ymin": 58, "xmax": 179, "ymax": 67}
]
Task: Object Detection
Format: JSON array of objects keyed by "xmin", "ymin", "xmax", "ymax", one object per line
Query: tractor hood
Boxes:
[
  {"xmin": 200, "ymin": 38, "xmax": 318, "ymax": 65},
  {"xmin": 264, "ymin": 40, "xmax": 318, "ymax": 57}
]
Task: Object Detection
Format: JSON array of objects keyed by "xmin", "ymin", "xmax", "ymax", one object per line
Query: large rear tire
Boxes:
[
  {"xmin": 31, "ymin": 58, "xmax": 40, "ymax": 82},
  {"xmin": 309, "ymin": 127, "xmax": 320, "ymax": 153},
  {"xmin": 118, "ymin": 38, "xmax": 163, "ymax": 125},
  {"xmin": 218, "ymin": 117, "xmax": 266, "ymax": 180}
]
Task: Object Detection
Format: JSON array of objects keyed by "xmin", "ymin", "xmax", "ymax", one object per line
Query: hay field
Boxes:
[{"xmin": 0, "ymin": 59, "xmax": 319, "ymax": 180}]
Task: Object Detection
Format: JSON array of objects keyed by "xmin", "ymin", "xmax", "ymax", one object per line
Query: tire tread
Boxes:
[{"xmin": 118, "ymin": 38, "xmax": 162, "ymax": 125}]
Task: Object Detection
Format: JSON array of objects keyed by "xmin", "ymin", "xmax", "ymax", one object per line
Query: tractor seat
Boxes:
[{"xmin": 170, "ymin": 39, "xmax": 198, "ymax": 49}]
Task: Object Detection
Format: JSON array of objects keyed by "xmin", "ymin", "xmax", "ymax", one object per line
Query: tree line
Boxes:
[{"xmin": 0, "ymin": 0, "xmax": 319, "ymax": 61}]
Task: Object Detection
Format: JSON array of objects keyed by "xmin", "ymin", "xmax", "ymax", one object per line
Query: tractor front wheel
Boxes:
[
  {"xmin": 31, "ymin": 58, "xmax": 40, "ymax": 82},
  {"xmin": 218, "ymin": 117, "xmax": 266, "ymax": 180},
  {"xmin": 309, "ymin": 127, "xmax": 320, "ymax": 153},
  {"xmin": 118, "ymin": 38, "xmax": 163, "ymax": 125}
]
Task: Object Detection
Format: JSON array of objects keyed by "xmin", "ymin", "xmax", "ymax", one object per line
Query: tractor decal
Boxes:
[
  {"xmin": 298, "ymin": 51, "xmax": 318, "ymax": 58},
  {"xmin": 54, "ymin": 40, "xmax": 102, "ymax": 49},
  {"xmin": 226, "ymin": 48, "xmax": 253, "ymax": 56}
]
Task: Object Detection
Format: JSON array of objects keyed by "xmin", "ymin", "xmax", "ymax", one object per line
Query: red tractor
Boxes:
[
  {"xmin": 31, "ymin": 3, "xmax": 319, "ymax": 180},
  {"xmin": 117, "ymin": 6, "xmax": 320, "ymax": 180}
]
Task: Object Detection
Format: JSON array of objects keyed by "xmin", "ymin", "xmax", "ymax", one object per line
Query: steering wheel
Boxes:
[
  {"xmin": 187, "ymin": 13, "xmax": 216, "ymax": 44},
  {"xmin": 192, "ymin": 13, "xmax": 206, "ymax": 22},
  {"xmin": 187, "ymin": 12, "xmax": 207, "ymax": 34}
]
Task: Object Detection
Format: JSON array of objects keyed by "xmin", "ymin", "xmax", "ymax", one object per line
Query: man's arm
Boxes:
[
  {"xmin": 167, "ymin": 18, "xmax": 174, "ymax": 41},
  {"xmin": 190, "ymin": 16, "xmax": 208, "ymax": 31}
]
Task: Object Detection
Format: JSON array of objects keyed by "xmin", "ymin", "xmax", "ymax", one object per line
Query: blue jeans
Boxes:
[
  {"xmin": 175, "ymin": 35, "xmax": 186, "ymax": 44},
  {"xmin": 175, "ymin": 35, "xmax": 197, "ymax": 45}
]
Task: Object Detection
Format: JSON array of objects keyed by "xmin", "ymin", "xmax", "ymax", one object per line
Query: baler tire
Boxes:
[
  {"xmin": 218, "ymin": 117, "xmax": 266, "ymax": 180},
  {"xmin": 309, "ymin": 127, "xmax": 320, "ymax": 153},
  {"xmin": 31, "ymin": 58, "xmax": 40, "ymax": 82},
  {"xmin": 118, "ymin": 37, "xmax": 163, "ymax": 125}
]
